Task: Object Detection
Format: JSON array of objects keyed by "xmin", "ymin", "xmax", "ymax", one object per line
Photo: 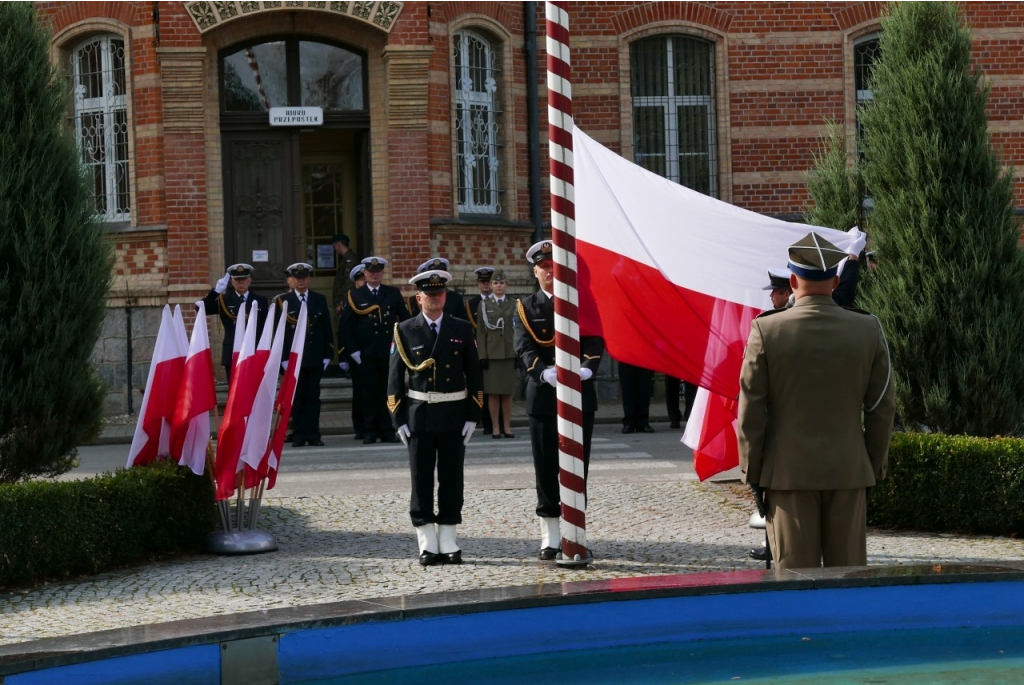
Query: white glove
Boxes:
[
  {"xmin": 281, "ymin": 361, "xmax": 288, "ymax": 371},
  {"xmin": 846, "ymin": 226, "xmax": 867, "ymax": 257},
  {"xmin": 580, "ymin": 367, "xmax": 593, "ymax": 381},
  {"xmin": 340, "ymin": 361, "xmax": 350, "ymax": 372},
  {"xmin": 461, "ymin": 420, "xmax": 476, "ymax": 446},
  {"xmin": 351, "ymin": 351, "xmax": 362, "ymax": 365},
  {"xmin": 397, "ymin": 424, "xmax": 411, "ymax": 447},
  {"xmin": 214, "ymin": 272, "xmax": 231, "ymax": 294},
  {"xmin": 323, "ymin": 359, "xmax": 330, "ymax": 371},
  {"xmin": 541, "ymin": 367, "xmax": 557, "ymax": 387}
]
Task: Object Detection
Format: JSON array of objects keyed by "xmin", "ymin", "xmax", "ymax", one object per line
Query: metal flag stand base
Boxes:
[
  {"xmin": 206, "ymin": 529, "xmax": 278, "ymax": 555},
  {"xmin": 556, "ymin": 551, "xmax": 593, "ymax": 568},
  {"xmin": 206, "ymin": 485, "xmax": 278, "ymax": 555}
]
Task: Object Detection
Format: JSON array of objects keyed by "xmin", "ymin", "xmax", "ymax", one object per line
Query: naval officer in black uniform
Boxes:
[
  {"xmin": 277, "ymin": 262, "xmax": 334, "ymax": 447},
  {"xmin": 199, "ymin": 263, "xmax": 268, "ymax": 383},
  {"xmin": 388, "ymin": 269, "xmax": 483, "ymax": 566},
  {"xmin": 406, "ymin": 257, "xmax": 467, "ymax": 320},
  {"xmin": 513, "ymin": 240, "xmax": 605, "ymax": 560},
  {"xmin": 339, "ymin": 256, "xmax": 408, "ymax": 444}
]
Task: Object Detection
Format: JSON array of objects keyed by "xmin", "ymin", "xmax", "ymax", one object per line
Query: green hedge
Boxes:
[
  {"xmin": 869, "ymin": 432, "xmax": 1024, "ymax": 536},
  {"xmin": 0, "ymin": 461, "xmax": 217, "ymax": 587}
]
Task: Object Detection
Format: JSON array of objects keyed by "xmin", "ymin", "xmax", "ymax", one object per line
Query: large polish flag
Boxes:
[
  {"xmin": 252, "ymin": 302, "xmax": 307, "ymax": 491},
  {"xmin": 239, "ymin": 302, "xmax": 286, "ymax": 476},
  {"xmin": 573, "ymin": 129, "xmax": 859, "ymax": 478},
  {"xmin": 128, "ymin": 306, "xmax": 188, "ymax": 467},
  {"xmin": 214, "ymin": 302, "xmax": 264, "ymax": 499},
  {"xmin": 170, "ymin": 302, "xmax": 217, "ymax": 475}
]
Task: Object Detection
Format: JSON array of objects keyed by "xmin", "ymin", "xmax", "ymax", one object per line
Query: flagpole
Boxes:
[{"xmin": 545, "ymin": 0, "xmax": 590, "ymax": 567}]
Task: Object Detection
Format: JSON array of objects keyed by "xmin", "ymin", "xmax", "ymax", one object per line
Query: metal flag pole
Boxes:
[{"xmin": 545, "ymin": 0, "xmax": 591, "ymax": 567}]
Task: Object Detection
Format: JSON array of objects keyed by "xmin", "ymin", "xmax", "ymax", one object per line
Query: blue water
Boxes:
[{"xmin": 314, "ymin": 625, "xmax": 1024, "ymax": 684}]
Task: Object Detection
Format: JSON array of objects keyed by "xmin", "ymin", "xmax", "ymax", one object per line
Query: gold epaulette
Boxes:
[
  {"xmin": 393, "ymin": 322, "xmax": 436, "ymax": 372},
  {"xmin": 516, "ymin": 298, "xmax": 554, "ymax": 347},
  {"xmin": 276, "ymin": 295, "xmax": 298, "ymax": 325},
  {"xmin": 348, "ymin": 290, "xmax": 381, "ymax": 316}
]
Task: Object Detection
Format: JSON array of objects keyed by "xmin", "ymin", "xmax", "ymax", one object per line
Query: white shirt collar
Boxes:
[
  {"xmin": 422, "ymin": 312, "xmax": 443, "ymax": 329},
  {"xmin": 540, "ymin": 289, "xmax": 553, "ymax": 299}
]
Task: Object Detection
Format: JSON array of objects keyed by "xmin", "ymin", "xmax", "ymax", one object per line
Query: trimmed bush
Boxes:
[
  {"xmin": 869, "ymin": 432, "xmax": 1024, "ymax": 536},
  {"xmin": 0, "ymin": 462, "xmax": 216, "ymax": 587}
]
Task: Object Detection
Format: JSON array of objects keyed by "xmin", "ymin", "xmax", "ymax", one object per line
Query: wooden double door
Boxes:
[{"xmin": 222, "ymin": 128, "xmax": 370, "ymax": 297}]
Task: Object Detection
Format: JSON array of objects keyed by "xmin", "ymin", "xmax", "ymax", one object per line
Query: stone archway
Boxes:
[{"xmin": 185, "ymin": 0, "xmax": 404, "ymax": 34}]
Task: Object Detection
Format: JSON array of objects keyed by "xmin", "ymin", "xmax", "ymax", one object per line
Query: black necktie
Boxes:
[
  {"xmin": 300, "ymin": 294, "xmax": 306, "ymax": 303},
  {"xmin": 372, "ymin": 288, "xmax": 379, "ymax": 299},
  {"xmin": 430, "ymin": 322, "xmax": 438, "ymax": 338}
]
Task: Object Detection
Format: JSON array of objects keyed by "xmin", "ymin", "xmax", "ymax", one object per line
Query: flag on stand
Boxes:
[
  {"xmin": 231, "ymin": 297, "xmax": 248, "ymax": 369},
  {"xmin": 256, "ymin": 301, "xmax": 307, "ymax": 491},
  {"xmin": 572, "ymin": 129, "xmax": 861, "ymax": 479},
  {"xmin": 214, "ymin": 301, "xmax": 263, "ymax": 499},
  {"xmin": 170, "ymin": 301, "xmax": 217, "ymax": 475},
  {"xmin": 239, "ymin": 302, "xmax": 286, "ymax": 478},
  {"xmin": 127, "ymin": 306, "xmax": 188, "ymax": 468}
]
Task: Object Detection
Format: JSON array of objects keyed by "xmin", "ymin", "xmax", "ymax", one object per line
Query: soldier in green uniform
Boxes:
[
  {"xmin": 388, "ymin": 270, "xmax": 483, "ymax": 566},
  {"xmin": 331, "ymin": 233, "xmax": 362, "ymax": 316},
  {"xmin": 738, "ymin": 232, "xmax": 896, "ymax": 569}
]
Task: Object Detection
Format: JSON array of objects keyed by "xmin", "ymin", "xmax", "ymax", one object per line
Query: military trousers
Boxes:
[
  {"xmin": 407, "ymin": 431, "xmax": 465, "ymax": 527},
  {"xmin": 619, "ymin": 362, "xmax": 654, "ymax": 430},
  {"xmin": 765, "ymin": 488, "xmax": 867, "ymax": 569},
  {"xmin": 292, "ymin": 366, "xmax": 324, "ymax": 442},
  {"xmin": 529, "ymin": 411, "xmax": 595, "ymax": 518},
  {"xmin": 357, "ymin": 354, "xmax": 393, "ymax": 437}
]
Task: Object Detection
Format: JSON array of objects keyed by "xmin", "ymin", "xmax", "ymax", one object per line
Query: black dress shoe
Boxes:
[
  {"xmin": 748, "ymin": 546, "xmax": 771, "ymax": 562},
  {"xmin": 440, "ymin": 550, "xmax": 462, "ymax": 565},
  {"xmin": 503, "ymin": 432, "xmax": 515, "ymax": 439},
  {"xmin": 363, "ymin": 436, "xmax": 377, "ymax": 445},
  {"xmin": 621, "ymin": 426, "xmax": 636, "ymax": 434},
  {"xmin": 669, "ymin": 421, "xmax": 681, "ymax": 429},
  {"xmin": 353, "ymin": 432, "xmax": 365, "ymax": 440},
  {"xmin": 640, "ymin": 425, "xmax": 655, "ymax": 433},
  {"xmin": 539, "ymin": 547, "xmax": 560, "ymax": 561},
  {"xmin": 492, "ymin": 434, "xmax": 502, "ymax": 440},
  {"xmin": 291, "ymin": 440, "xmax": 306, "ymax": 447},
  {"xmin": 285, "ymin": 434, "xmax": 294, "ymax": 442},
  {"xmin": 308, "ymin": 440, "xmax": 324, "ymax": 447},
  {"xmin": 418, "ymin": 551, "xmax": 439, "ymax": 566}
]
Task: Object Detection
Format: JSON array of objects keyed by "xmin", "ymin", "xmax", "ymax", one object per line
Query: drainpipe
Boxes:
[
  {"xmin": 525, "ymin": 1, "xmax": 543, "ymax": 244},
  {"xmin": 124, "ymin": 281, "xmax": 134, "ymax": 415}
]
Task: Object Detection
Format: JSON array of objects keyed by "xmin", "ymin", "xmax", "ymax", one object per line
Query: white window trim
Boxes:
[
  {"xmin": 631, "ymin": 36, "xmax": 718, "ymax": 197},
  {"xmin": 454, "ymin": 29, "xmax": 500, "ymax": 215},
  {"xmin": 72, "ymin": 34, "xmax": 131, "ymax": 224}
]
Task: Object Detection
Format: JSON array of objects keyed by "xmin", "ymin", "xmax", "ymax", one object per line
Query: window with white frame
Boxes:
[
  {"xmin": 854, "ymin": 34, "xmax": 881, "ymax": 150},
  {"xmin": 631, "ymin": 35, "xmax": 717, "ymax": 197},
  {"xmin": 72, "ymin": 35, "xmax": 130, "ymax": 223},
  {"xmin": 454, "ymin": 30, "xmax": 501, "ymax": 214}
]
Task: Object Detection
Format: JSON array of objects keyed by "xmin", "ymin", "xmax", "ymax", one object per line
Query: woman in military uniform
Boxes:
[{"xmin": 476, "ymin": 269, "xmax": 516, "ymax": 438}]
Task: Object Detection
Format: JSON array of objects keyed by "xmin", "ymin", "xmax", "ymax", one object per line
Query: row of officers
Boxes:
[{"xmin": 202, "ymin": 239, "xmax": 599, "ymax": 565}]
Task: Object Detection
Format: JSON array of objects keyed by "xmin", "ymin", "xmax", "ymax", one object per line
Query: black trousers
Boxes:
[
  {"xmin": 350, "ymin": 359, "xmax": 364, "ymax": 434},
  {"xmin": 292, "ymin": 366, "xmax": 323, "ymax": 441},
  {"xmin": 529, "ymin": 411, "xmax": 595, "ymax": 518},
  {"xmin": 665, "ymin": 375, "xmax": 682, "ymax": 424},
  {"xmin": 619, "ymin": 361, "xmax": 654, "ymax": 429},
  {"xmin": 408, "ymin": 431, "xmax": 465, "ymax": 527},
  {"xmin": 358, "ymin": 354, "xmax": 393, "ymax": 437}
]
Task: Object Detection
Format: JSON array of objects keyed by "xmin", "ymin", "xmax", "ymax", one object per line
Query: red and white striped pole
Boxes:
[{"xmin": 545, "ymin": 0, "xmax": 590, "ymax": 567}]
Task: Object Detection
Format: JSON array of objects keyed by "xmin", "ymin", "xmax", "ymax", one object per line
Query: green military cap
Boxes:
[{"xmin": 788, "ymin": 232, "xmax": 847, "ymax": 281}]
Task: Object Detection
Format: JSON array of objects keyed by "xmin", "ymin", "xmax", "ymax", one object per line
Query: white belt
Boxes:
[{"xmin": 408, "ymin": 389, "xmax": 467, "ymax": 403}]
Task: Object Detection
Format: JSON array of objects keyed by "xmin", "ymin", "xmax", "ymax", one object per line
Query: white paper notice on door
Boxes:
[{"xmin": 252, "ymin": 249, "xmax": 269, "ymax": 263}]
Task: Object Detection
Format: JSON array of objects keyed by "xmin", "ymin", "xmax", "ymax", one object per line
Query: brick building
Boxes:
[{"xmin": 33, "ymin": 1, "xmax": 1024, "ymax": 414}]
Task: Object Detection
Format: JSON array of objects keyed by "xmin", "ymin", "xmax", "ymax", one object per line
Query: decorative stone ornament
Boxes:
[{"xmin": 185, "ymin": 0, "xmax": 404, "ymax": 34}]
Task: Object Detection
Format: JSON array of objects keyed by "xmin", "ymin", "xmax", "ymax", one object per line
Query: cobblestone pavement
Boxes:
[{"xmin": 2, "ymin": 480, "xmax": 1023, "ymax": 646}]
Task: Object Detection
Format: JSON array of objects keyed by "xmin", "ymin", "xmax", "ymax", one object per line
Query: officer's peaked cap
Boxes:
[
  {"xmin": 227, "ymin": 263, "xmax": 254, "ymax": 278},
  {"xmin": 410, "ymin": 270, "xmax": 452, "ymax": 292},
  {"xmin": 526, "ymin": 240, "xmax": 554, "ymax": 265}
]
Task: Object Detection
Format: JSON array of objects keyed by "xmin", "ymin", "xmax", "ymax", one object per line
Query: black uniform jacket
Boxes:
[
  {"xmin": 513, "ymin": 290, "xmax": 604, "ymax": 416},
  {"xmin": 276, "ymin": 289, "xmax": 334, "ymax": 368},
  {"xmin": 388, "ymin": 315, "xmax": 483, "ymax": 433},
  {"xmin": 465, "ymin": 294, "xmax": 483, "ymax": 328},
  {"xmin": 339, "ymin": 283, "xmax": 408, "ymax": 358},
  {"xmin": 406, "ymin": 289, "xmax": 467, "ymax": 321},
  {"xmin": 200, "ymin": 289, "xmax": 269, "ymax": 368}
]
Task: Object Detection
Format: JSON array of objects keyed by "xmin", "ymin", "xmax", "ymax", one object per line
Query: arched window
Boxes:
[
  {"xmin": 854, "ymin": 34, "xmax": 881, "ymax": 150},
  {"xmin": 453, "ymin": 30, "xmax": 501, "ymax": 215},
  {"xmin": 630, "ymin": 35, "xmax": 717, "ymax": 197},
  {"xmin": 72, "ymin": 35, "xmax": 130, "ymax": 223}
]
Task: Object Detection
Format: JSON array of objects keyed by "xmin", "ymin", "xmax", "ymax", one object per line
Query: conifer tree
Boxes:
[
  {"xmin": 0, "ymin": 3, "xmax": 112, "ymax": 482},
  {"xmin": 858, "ymin": 1, "xmax": 1024, "ymax": 436},
  {"xmin": 804, "ymin": 121, "xmax": 862, "ymax": 232}
]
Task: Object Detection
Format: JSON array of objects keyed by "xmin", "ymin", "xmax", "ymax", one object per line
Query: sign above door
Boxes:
[{"xmin": 269, "ymin": 107, "xmax": 324, "ymax": 126}]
